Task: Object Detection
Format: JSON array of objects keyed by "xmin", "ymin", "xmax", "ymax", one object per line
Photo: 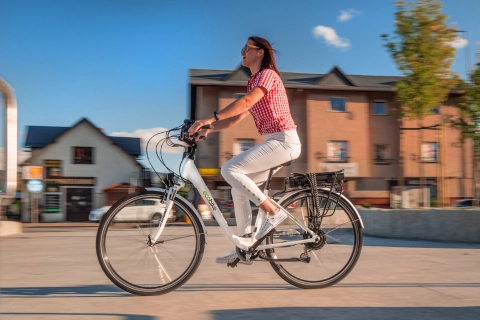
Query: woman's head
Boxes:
[{"xmin": 241, "ymin": 36, "xmax": 279, "ymax": 75}]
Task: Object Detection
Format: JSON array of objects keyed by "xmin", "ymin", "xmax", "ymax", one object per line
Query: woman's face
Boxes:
[{"xmin": 241, "ymin": 40, "xmax": 263, "ymax": 68}]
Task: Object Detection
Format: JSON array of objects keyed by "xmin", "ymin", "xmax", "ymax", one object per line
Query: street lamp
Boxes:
[{"xmin": 454, "ymin": 29, "xmax": 473, "ymax": 78}]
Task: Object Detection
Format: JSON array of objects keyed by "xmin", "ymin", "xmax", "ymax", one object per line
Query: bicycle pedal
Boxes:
[{"xmin": 227, "ymin": 257, "xmax": 240, "ymax": 268}]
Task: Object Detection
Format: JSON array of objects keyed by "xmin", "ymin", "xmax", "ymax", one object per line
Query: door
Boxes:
[{"xmin": 66, "ymin": 188, "xmax": 93, "ymax": 221}]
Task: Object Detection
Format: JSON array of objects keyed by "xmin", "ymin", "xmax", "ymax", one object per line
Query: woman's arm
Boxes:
[
  {"xmin": 213, "ymin": 86, "xmax": 265, "ymax": 121},
  {"xmin": 195, "ymin": 111, "xmax": 250, "ymax": 140},
  {"xmin": 209, "ymin": 111, "xmax": 250, "ymax": 132},
  {"xmin": 188, "ymin": 86, "xmax": 265, "ymax": 136}
]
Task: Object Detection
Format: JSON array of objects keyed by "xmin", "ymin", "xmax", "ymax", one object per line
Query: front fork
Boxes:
[{"xmin": 151, "ymin": 182, "xmax": 184, "ymax": 243}]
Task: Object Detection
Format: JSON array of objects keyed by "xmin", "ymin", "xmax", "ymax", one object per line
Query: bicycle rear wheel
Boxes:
[
  {"xmin": 96, "ymin": 190, "xmax": 205, "ymax": 296},
  {"xmin": 266, "ymin": 189, "xmax": 362, "ymax": 288}
]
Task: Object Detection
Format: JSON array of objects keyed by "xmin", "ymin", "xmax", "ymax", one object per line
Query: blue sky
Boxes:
[{"xmin": 1, "ymin": 0, "xmax": 479, "ymax": 170}]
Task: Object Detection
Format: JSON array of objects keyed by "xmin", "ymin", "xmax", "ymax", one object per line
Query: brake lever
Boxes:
[
  {"xmin": 194, "ymin": 133, "xmax": 207, "ymax": 141},
  {"xmin": 192, "ymin": 124, "xmax": 212, "ymax": 141}
]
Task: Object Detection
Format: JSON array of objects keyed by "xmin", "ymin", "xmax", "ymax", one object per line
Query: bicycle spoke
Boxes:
[
  {"xmin": 155, "ymin": 233, "xmax": 203, "ymax": 244},
  {"xmin": 150, "ymin": 246, "xmax": 172, "ymax": 283}
]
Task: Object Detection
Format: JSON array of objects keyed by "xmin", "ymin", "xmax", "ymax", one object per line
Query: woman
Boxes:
[{"xmin": 188, "ymin": 36, "xmax": 301, "ymax": 264}]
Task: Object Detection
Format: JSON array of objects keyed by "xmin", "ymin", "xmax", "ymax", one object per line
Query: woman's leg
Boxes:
[
  {"xmin": 222, "ymin": 140, "xmax": 300, "ymax": 235},
  {"xmin": 231, "ymin": 187, "xmax": 253, "ymax": 236},
  {"xmin": 231, "ymin": 168, "xmax": 281, "ymax": 236}
]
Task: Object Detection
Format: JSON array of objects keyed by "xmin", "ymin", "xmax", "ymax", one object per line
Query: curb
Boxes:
[{"xmin": 0, "ymin": 221, "xmax": 23, "ymax": 236}]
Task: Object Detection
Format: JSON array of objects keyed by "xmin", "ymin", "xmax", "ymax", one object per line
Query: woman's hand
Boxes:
[
  {"xmin": 194, "ymin": 129, "xmax": 210, "ymax": 141},
  {"xmin": 188, "ymin": 119, "xmax": 211, "ymax": 137}
]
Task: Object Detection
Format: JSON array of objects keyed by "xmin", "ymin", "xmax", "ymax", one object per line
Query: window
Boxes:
[
  {"xmin": 142, "ymin": 200, "xmax": 156, "ymax": 206},
  {"xmin": 374, "ymin": 144, "xmax": 391, "ymax": 164},
  {"xmin": 234, "ymin": 139, "xmax": 255, "ymax": 156},
  {"xmin": 73, "ymin": 147, "xmax": 93, "ymax": 164},
  {"xmin": 327, "ymin": 141, "xmax": 348, "ymax": 162},
  {"xmin": 44, "ymin": 159, "xmax": 62, "ymax": 177},
  {"xmin": 329, "ymin": 97, "xmax": 346, "ymax": 112},
  {"xmin": 421, "ymin": 142, "xmax": 438, "ymax": 162},
  {"xmin": 373, "ymin": 102, "xmax": 387, "ymax": 115}
]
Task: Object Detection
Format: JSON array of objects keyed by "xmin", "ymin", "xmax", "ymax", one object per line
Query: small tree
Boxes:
[{"xmin": 382, "ymin": 0, "xmax": 459, "ymax": 207}]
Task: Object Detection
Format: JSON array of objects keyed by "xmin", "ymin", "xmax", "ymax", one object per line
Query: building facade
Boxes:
[
  {"xmin": 21, "ymin": 118, "xmax": 147, "ymax": 222},
  {"xmin": 189, "ymin": 66, "xmax": 472, "ymax": 207}
]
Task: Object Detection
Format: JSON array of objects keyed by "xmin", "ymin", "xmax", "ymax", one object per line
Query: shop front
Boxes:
[{"xmin": 42, "ymin": 177, "xmax": 96, "ymax": 222}]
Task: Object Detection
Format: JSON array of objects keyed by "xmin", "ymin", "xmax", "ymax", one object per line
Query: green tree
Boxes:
[
  {"xmin": 450, "ymin": 63, "xmax": 480, "ymax": 203},
  {"xmin": 382, "ymin": 0, "xmax": 459, "ymax": 207}
]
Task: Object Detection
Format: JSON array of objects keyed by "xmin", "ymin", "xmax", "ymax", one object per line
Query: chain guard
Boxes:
[{"xmin": 235, "ymin": 246, "xmax": 259, "ymax": 263}]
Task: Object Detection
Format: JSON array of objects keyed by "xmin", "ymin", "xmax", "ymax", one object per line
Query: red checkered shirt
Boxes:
[{"xmin": 247, "ymin": 68, "xmax": 297, "ymax": 135}]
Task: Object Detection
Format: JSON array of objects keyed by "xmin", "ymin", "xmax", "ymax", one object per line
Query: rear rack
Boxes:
[
  {"xmin": 284, "ymin": 170, "xmax": 345, "ymax": 223},
  {"xmin": 286, "ymin": 170, "xmax": 344, "ymax": 191}
]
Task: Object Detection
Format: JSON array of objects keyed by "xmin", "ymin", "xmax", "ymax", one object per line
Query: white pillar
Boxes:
[{"xmin": 0, "ymin": 76, "xmax": 18, "ymax": 208}]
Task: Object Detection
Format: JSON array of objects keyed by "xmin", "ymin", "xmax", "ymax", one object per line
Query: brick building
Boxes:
[{"xmin": 189, "ymin": 66, "xmax": 472, "ymax": 207}]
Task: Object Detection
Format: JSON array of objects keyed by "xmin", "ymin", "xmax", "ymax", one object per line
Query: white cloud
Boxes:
[
  {"xmin": 338, "ymin": 9, "xmax": 361, "ymax": 22},
  {"xmin": 312, "ymin": 25, "xmax": 350, "ymax": 49},
  {"xmin": 110, "ymin": 128, "xmax": 183, "ymax": 154},
  {"xmin": 449, "ymin": 37, "xmax": 468, "ymax": 49}
]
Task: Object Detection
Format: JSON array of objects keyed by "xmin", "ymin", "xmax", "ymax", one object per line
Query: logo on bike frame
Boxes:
[{"xmin": 202, "ymin": 191, "xmax": 218, "ymax": 211}]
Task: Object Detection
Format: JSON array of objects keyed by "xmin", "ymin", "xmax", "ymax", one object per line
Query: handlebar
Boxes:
[{"xmin": 179, "ymin": 119, "xmax": 212, "ymax": 144}]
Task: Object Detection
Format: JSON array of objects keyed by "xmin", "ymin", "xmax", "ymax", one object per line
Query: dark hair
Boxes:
[{"xmin": 248, "ymin": 36, "xmax": 280, "ymax": 75}]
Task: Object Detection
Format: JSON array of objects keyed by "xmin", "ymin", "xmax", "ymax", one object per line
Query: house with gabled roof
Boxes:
[
  {"xmin": 189, "ymin": 65, "xmax": 472, "ymax": 208},
  {"xmin": 21, "ymin": 118, "xmax": 147, "ymax": 222}
]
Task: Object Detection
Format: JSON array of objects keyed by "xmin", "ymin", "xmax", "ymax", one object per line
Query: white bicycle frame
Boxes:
[{"xmin": 150, "ymin": 156, "xmax": 320, "ymax": 251}]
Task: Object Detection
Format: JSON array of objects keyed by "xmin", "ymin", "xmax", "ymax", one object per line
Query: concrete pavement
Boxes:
[{"xmin": 0, "ymin": 224, "xmax": 479, "ymax": 319}]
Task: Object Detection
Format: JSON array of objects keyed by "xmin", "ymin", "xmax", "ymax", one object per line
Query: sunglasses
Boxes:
[{"xmin": 241, "ymin": 43, "xmax": 260, "ymax": 55}]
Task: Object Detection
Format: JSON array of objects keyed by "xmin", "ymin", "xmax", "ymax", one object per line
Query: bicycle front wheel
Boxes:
[
  {"xmin": 266, "ymin": 190, "xmax": 362, "ymax": 288},
  {"xmin": 96, "ymin": 190, "xmax": 205, "ymax": 296}
]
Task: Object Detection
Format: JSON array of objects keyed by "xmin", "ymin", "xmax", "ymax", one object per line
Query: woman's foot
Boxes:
[
  {"xmin": 255, "ymin": 208, "xmax": 287, "ymax": 240},
  {"xmin": 215, "ymin": 250, "xmax": 253, "ymax": 265}
]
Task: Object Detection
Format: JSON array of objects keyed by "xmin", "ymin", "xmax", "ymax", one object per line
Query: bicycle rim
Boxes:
[
  {"xmin": 266, "ymin": 190, "xmax": 362, "ymax": 288},
  {"xmin": 96, "ymin": 191, "xmax": 205, "ymax": 296}
]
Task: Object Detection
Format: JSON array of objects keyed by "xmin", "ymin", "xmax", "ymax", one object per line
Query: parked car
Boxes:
[
  {"xmin": 89, "ymin": 199, "xmax": 170, "ymax": 222},
  {"xmin": 451, "ymin": 199, "xmax": 479, "ymax": 208}
]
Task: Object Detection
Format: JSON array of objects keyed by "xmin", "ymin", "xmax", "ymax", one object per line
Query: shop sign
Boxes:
[
  {"xmin": 198, "ymin": 168, "xmax": 220, "ymax": 177},
  {"xmin": 27, "ymin": 180, "xmax": 44, "ymax": 193},
  {"xmin": 45, "ymin": 177, "xmax": 95, "ymax": 186},
  {"xmin": 23, "ymin": 166, "xmax": 43, "ymax": 180},
  {"xmin": 319, "ymin": 162, "xmax": 358, "ymax": 177}
]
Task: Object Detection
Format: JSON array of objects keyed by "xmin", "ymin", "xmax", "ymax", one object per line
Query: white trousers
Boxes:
[{"xmin": 221, "ymin": 131, "xmax": 301, "ymax": 236}]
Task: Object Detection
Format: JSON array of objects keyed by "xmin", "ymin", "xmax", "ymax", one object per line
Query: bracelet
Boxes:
[{"xmin": 213, "ymin": 111, "xmax": 219, "ymax": 122}]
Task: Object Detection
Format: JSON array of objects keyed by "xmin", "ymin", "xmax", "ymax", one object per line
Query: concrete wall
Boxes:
[{"xmin": 359, "ymin": 208, "xmax": 480, "ymax": 243}]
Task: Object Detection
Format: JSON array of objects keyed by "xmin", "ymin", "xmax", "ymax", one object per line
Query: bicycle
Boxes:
[{"xmin": 96, "ymin": 120, "xmax": 364, "ymax": 296}]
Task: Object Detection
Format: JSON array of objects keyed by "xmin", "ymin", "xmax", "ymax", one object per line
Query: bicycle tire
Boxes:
[
  {"xmin": 265, "ymin": 189, "xmax": 362, "ymax": 289},
  {"xmin": 96, "ymin": 190, "xmax": 205, "ymax": 296}
]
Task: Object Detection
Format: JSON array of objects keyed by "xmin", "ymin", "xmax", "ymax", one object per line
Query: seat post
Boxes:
[{"xmin": 264, "ymin": 168, "xmax": 275, "ymax": 193}]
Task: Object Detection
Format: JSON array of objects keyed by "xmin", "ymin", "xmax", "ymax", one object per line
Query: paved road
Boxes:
[{"xmin": 1, "ymin": 224, "xmax": 480, "ymax": 320}]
